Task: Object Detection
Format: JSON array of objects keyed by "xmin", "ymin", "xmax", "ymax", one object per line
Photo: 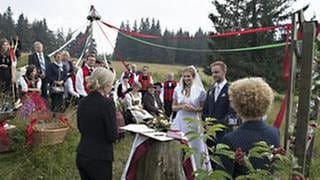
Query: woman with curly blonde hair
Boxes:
[{"xmin": 218, "ymin": 77, "xmax": 280, "ymax": 177}]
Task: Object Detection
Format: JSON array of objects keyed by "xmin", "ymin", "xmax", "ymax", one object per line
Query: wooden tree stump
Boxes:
[{"xmin": 136, "ymin": 140, "xmax": 187, "ymax": 180}]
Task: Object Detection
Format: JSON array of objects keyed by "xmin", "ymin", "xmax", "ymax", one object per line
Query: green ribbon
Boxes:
[{"xmin": 119, "ymin": 31, "xmax": 288, "ymax": 53}]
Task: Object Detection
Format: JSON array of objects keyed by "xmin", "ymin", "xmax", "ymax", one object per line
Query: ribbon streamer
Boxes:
[
  {"xmin": 101, "ymin": 20, "xmax": 290, "ymax": 40},
  {"xmin": 117, "ymin": 30, "xmax": 288, "ymax": 53},
  {"xmin": 48, "ymin": 21, "xmax": 89, "ymax": 57},
  {"xmin": 26, "ymin": 118, "xmax": 38, "ymax": 145},
  {"xmin": 95, "ymin": 21, "xmax": 128, "ymax": 68}
]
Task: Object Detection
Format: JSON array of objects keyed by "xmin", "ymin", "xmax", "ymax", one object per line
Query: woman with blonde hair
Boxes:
[
  {"xmin": 76, "ymin": 67, "xmax": 118, "ymax": 180},
  {"xmin": 171, "ymin": 66, "xmax": 211, "ymax": 170},
  {"xmin": 218, "ymin": 77, "xmax": 280, "ymax": 177}
]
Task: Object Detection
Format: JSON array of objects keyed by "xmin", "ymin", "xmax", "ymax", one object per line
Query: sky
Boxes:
[{"xmin": 1, "ymin": 0, "xmax": 319, "ymax": 54}]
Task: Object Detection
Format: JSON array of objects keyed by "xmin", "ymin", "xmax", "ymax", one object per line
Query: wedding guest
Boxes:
[
  {"xmin": 154, "ymin": 82, "xmax": 162, "ymax": 98},
  {"xmin": 120, "ymin": 64, "xmax": 135, "ymax": 86},
  {"xmin": 61, "ymin": 50, "xmax": 73, "ymax": 74},
  {"xmin": 46, "ymin": 52, "xmax": 67, "ymax": 113},
  {"xmin": 218, "ymin": 77, "xmax": 280, "ymax": 178},
  {"xmin": 123, "ymin": 82, "xmax": 153, "ymax": 124},
  {"xmin": 142, "ymin": 83, "xmax": 163, "ymax": 116},
  {"xmin": 28, "ymin": 41, "xmax": 51, "ymax": 100},
  {"xmin": 138, "ymin": 66, "xmax": 153, "ymax": 97},
  {"xmin": 162, "ymin": 72, "xmax": 177, "ymax": 118},
  {"xmin": 76, "ymin": 67, "xmax": 118, "ymax": 180},
  {"xmin": 18, "ymin": 65, "xmax": 48, "ymax": 118},
  {"xmin": 64, "ymin": 58, "xmax": 80, "ymax": 108},
  {"xmin": 117, "ymin": 75, "xmax": 131, "ymax": 100},
  {"xmin": 76, "ymin": 54, "xmax": 96, "ymax": 97},
  {"xmin": 171, "ymin": 66, "xmax": 210, "ymax": 170},
  {"xmin": 0, "ymin": 38, "xmax": 16, "ymax": 94}
]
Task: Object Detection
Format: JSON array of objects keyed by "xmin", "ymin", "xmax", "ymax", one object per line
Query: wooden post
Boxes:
[
  {"xmin": 305, "ymin": 98, "xmax": 320, "ymax": 177},
  {"xmin": 284, "ymin": 13, "xmax": 298, "ymax": 151},
  {"xmin": 293, "ymin": 21, "xmax": 316, "ymax": 175}
]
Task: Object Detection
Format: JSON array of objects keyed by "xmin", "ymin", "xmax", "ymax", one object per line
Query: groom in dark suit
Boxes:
[
  {"xmin": 28, "ymin": 41, "xmax": 51, "ymax": 100},
  {"xmin": 202, "ymin": 61, "xmax": 238, "ymax": 147}
]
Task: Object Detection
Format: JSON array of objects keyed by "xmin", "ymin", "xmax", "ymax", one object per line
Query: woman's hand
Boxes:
[{"xmin": 183, "ymin": 104, "xmax": 200, "ymax": 112}]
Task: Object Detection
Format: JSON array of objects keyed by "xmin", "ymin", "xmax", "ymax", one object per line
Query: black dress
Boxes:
[{"xmin": 0, "ymin": 54, "xmax": 12, "ymax": 93}]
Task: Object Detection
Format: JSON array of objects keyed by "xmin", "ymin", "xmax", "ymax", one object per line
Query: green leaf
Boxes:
[
  {"xmin": 210, "ymin": 155, "xmax": 225, "ymax": 168},
  {"xmin": 188, "ymin": 134, "xmax": 200, "ymax": 142},
  {"xmin": 210, "ymin": 170, "xmax": 233, "ymax": 179}
]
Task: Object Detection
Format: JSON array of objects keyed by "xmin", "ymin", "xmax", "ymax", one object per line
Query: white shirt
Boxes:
[
  {"xmin": 214, "ymin": 79, "xmax": 227, "ymax": 101},
  {"xmin": 65, "ymin": 77, "xmax": 79, "ymax": 98},
  {"xmin": 75, "ymin": 65, "xmax": 95, "ymax": 97}
]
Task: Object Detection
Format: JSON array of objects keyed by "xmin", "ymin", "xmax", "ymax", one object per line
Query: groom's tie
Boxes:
[{"xmin": 214, "ymin": 85, "xmax": 220, "ymax": 102}]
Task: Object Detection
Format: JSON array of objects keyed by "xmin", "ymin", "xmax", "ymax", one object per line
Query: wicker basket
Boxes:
[{"xmin": 32, "ymin": 123, "xmax": 69, "ymax": 146}]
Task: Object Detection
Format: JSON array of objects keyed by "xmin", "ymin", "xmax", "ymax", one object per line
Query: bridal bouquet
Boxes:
[{"xmin": 146, "ymin": 113, "xmax": 171, "ymax": 132}]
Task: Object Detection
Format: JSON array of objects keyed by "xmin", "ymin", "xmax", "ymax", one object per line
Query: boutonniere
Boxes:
[
  {"xmin": 221, "ymin": 93, "xmax": 226, "ymax": 97},
  {"xmin": 209, "ymin": 90, "xmax": 213, "ymax": 96}
]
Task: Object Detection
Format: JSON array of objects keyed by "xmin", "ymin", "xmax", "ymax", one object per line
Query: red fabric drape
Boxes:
[{"xmin": 273, "ymin": 94, "xmax": 288, "ymax": 128}]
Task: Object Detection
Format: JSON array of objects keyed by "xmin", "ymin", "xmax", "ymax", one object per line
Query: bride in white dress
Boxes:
[{"xmin": 171, "ymin": 66, "xmax": 211, "ymax": 170}]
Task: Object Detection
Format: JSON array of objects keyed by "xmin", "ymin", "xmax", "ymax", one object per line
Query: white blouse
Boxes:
[{"xmin": 18, "ymin": 76, "xmax": 42, "ymax": 93}]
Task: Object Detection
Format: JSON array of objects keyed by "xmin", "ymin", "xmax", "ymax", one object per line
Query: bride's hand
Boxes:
[{"xmin": 183, "ymin": 104, "xmax": 194, "ymax": 112}]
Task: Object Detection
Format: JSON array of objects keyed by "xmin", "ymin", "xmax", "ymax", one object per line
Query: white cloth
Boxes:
[
  {"xmin": 75, "ymin": 68, "xmax": 87, "ymax": 97},
  {"xmin": 171, "ymin": 85, "xmax": 211, "ymax": 170},
  {"xmin": 18, "ymin": 76, "xmax": 42, "ymax": 93},
  {"xmin": 64, "ymin": 77, "xmax": 79, "ymax": 98},
  {"xmin": 121, "ymin": 135, "xmax": 149, "ymax": 180}
]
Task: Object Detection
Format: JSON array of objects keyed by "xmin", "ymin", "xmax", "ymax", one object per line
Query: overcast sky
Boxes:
[{"xmin": 1, "ymin": 0, "xmax": 319, "ymax": 53}]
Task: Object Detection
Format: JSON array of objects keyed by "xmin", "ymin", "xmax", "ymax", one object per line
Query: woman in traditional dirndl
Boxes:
[{"xmin": 18, "ymin": 65, "xmax": 48, "ymax": 118}]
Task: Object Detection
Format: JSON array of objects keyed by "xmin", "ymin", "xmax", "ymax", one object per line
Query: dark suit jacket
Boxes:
[
  {"xmin": 28, "ymin": 52, "xmax": 51, "ymax": 75},
  {"xmin": 45, "ymin": 63, "xmax": 68, "ymax": 85},
  {"xmin": 202, "ymin": 83, "xmax": 237, "ymax": 143},
  {"xmin": 219, "ymin": 120, "xmax": 280, "ymax": 178},
  {"xmin": 202, "ymin": 83, "xmax": 232, "ymax": 122},
  {"xmin": 143, "ymin": 92, "xmax": 163, "ymax": 116},
  {"xmin": 77, "ymin": 91, "xmax": 118, "ymax": 161}
]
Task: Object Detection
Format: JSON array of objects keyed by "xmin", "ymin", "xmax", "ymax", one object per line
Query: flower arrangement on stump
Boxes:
[{"xmin": 145, "ymin": 113, "xmax": 171, "ymax": 132}]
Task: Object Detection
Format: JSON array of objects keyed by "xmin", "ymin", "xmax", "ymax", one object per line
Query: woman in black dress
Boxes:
[
  {"xmin": 76, "ymin": 67, "xmax": 118, "ymax": 180},
  {"xmin": 0, "ymin": 38, "xmax": 15, "ymax": 94}
]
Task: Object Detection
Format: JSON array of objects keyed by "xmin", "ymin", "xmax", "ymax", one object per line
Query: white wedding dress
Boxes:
[{"xmin": 171, "ymin": 83, "xmax": 211, "ymax": 170}]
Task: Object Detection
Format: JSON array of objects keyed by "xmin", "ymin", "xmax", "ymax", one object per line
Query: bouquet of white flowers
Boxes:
[{"xmin": 145, "ymin": 113, "xmax": 171, "ymax": 132}]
